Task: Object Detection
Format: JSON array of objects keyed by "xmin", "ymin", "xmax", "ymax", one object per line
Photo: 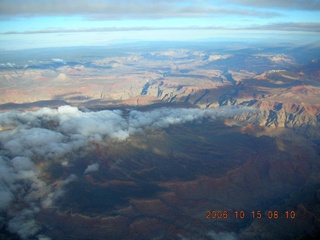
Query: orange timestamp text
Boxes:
[{"xmin": 205, "ymin": 210, "xmax": 296, "ymax": 220}]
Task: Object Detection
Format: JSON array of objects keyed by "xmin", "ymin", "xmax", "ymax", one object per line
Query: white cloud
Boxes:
[
  {"xmin": 6, "ymin": 62, "xmax": 15, "ymax": 67},
  {"xmin": 84, "ymin": 163, "xmax": 100, "ymax": 174},
  {"xmin": 1, "ymin": 105, "xmax": 253, "ymax": 152},
  {"xmin": 52, "ymin": 58, "xmax": 66, "ymax": 64},
  {"xmin": 1, "ymin": 128, "xmax": 70, "ymax": 158},
  {"xmin": 0, "ymin": 155, "xmax": 44, "ymax": 238},
  {"xmin": 0, "ymin": 62, "xmax": 16, "ymax": 67},
  {"xmin": 8, "ymin": 209, "xmax": 41, "ymax": 239}
]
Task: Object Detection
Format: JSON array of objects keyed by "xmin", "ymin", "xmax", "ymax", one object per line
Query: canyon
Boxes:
[{"xmin": 0, "ymin": 42, "xmax": 320, "ymax": 239}]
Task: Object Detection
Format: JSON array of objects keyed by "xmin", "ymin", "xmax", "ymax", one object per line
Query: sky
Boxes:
[{"xmin": 0, "ymin": 0, "xmax": 319, "ymax": 49}]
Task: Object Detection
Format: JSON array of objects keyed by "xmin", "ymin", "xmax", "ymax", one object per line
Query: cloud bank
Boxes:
[
  {"xmin": 3, "ymin": 22, "xmax": 320, "ymax": 35},
  {"xmin": 0, "ymin": 105, "xmax": 252, "ymax": 239},
  {"xmin": 0, "ymin": 0, "xmax": 280, "ymax": 20}
]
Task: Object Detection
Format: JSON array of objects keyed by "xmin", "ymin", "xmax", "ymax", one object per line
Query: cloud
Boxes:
[
  {"xmin": 0, "ymin": 62, "xmax": 16, "ymax": 67},
  {"xmin": 177, "ymin": 230, "xmax": 238, "ymax": 240},
  {"xmin": 84, "ymin": 163, "xmax": 100, "ymax": 174},
  {"xmin": 2, "ymin": 128, "xmax": 68, "ymax": 158},
  {"xmin": 0, "ymin": 155, "xmax": 45, "ymax": 239},
  {"xmin": 52, "ymin": 58, "xmax": 66, "ymax": 64},
  {"xmin": 224, "ymin": 0, "xmax": 320, "ymax": 11},
  {"xmin": 8, "ymin": 209, "xmax": 41, "ymax": 239},
  {"xmin": 0, "ymin": 0, "xmax": 280, "ymax": 20},
  {"xmin": 0, "ymin": 105, "xmax": 253, "ymax": 238},
  {"xmin": 1, "ymin": 105, "xmax": 251, "ymax": 148},
  {"xmin": 41, "ymin": 174, "xmax": 77, "ymax": 209},
  {"xmin": 207, "ymin": 230, "xmax": 238, "ymax": 240},
  {"xmin": 242, "ymin": 22, "xmax": 320, "ymax": 32},
  {"xmin": 3, "ymin": 22, "xmax": 319, "ymax": 35},
  {"xmin": 37, "ymin": 235, "xmax": 52, "ymax": 240},
  {"xmin": 0, "ymin": 154, "xmax": 76, "ymax": 238}
]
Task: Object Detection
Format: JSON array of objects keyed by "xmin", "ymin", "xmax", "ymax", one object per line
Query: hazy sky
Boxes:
[{"xmin": 0, "ymin": 0, "xmax": 319, "ymax": 49}]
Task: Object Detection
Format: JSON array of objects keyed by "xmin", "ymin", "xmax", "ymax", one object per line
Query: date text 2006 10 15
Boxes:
[{"xmin": 206, "ymin": 210, "xmax": 296, "ymax": 220}]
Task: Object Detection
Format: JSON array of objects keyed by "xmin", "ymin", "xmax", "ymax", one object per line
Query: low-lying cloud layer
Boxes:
[
  {"xmin": 0, "ymin": 0, "xmax": 281, "ymax": 19},
  {"xmin": 4, "ymin": 22, "xmax": 320, "ymax": 35},
  {"xmin": 0, "ymin": 105, "xmax": 252, "ymax": 239}
]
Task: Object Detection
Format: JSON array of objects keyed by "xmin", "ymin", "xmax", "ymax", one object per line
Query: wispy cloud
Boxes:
[
  {"xmin": 3, "ymin": 22, "xmax": 320, "ymax": 35},
  {"xmin": 244, "ymin": 22, "xmax": 320, "ymax": 32},
  {"xmin": 224, "ymin": 0, "xmax": 320, "ymax": 11},
  {"xmin": 0, "ymin": 0, "xmax": 280, "ymax": 20}
]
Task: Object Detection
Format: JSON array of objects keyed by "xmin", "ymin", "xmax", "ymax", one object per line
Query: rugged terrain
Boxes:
[
  {"xmin": 1, "ymin": 43, "xmax": 319, "ymax": 139},
  {"xmin": 0, "ymin": 42, "xmax": 320, "ymax": 239}
]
